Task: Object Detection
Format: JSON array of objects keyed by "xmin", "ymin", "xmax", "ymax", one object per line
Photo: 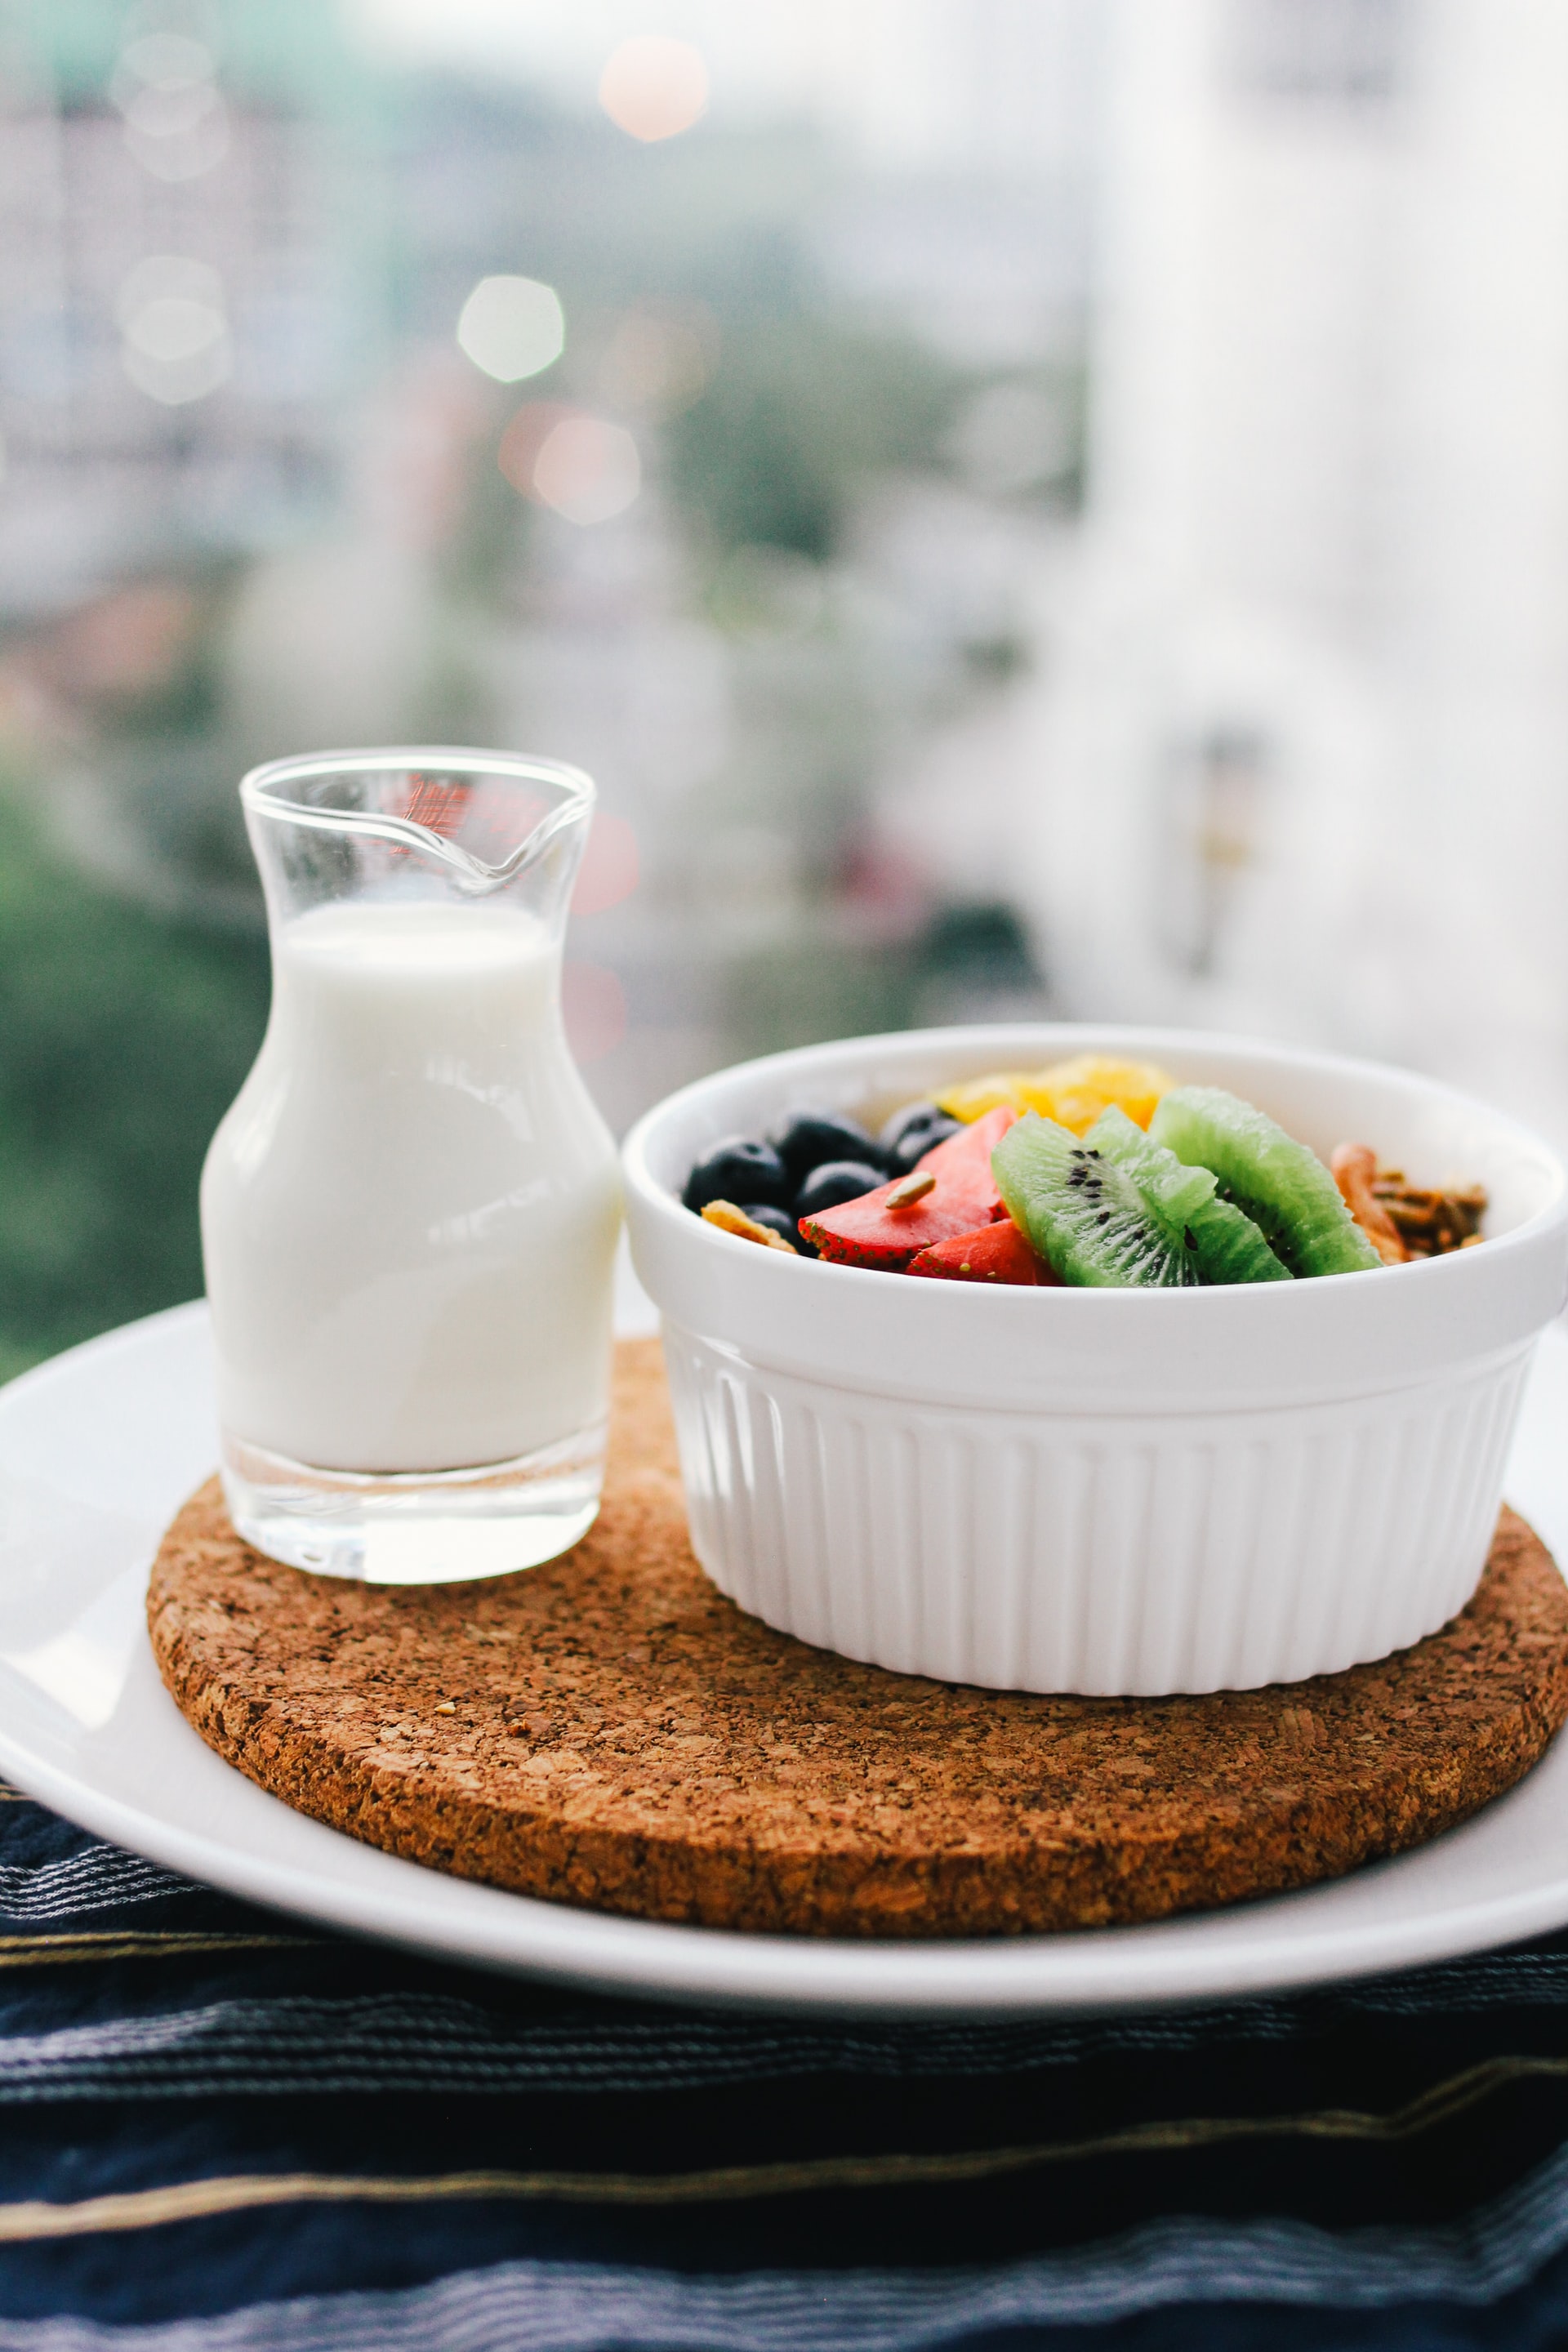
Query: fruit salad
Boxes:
[{"xmin": 679, "ymin": 1054, "xmax": 1487, "ymax": 1287}]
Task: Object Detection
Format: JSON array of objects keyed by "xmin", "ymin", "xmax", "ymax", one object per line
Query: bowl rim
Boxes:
[{"xmin": 622, "ymin": 1020, "xmax": 1568, "ymax": 1303}]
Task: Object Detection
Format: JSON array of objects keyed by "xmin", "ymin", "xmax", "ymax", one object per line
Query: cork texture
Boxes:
[{"xmin": 147, "ymin": 1339, "xmax": 1568, "ymax": 1939}]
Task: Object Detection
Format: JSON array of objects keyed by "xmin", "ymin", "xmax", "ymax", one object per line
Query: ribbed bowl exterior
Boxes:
[
  {"xmin": 625, "ymin": 1023, "xmax": 1568, "ymax": 1695},
  {"xmin": 662, "ymin": 1323, "xmax": 1535, "ymax": 1695}
]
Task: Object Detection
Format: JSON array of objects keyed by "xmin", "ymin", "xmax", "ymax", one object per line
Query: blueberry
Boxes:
[
  {"xmin": 772, "ymin": 1108, "xmax": 886, "ymax": 1186},
  {"xmin": 795, "ymin": 1159, "xmax": 886, "ymax": 1222},
  {"xmin": 880, "ymin": 1099, "xmax": 943, "ymax": 1152},
  {"xmin": 739, "ymin": 1201, "xmax": 812, "ymax": 1254},
  {"xmin": 880, "ymin": 1101, "xmax": 962, "ymax": 1175},
  {"xmin": 683, "ymin": 1137, "xmax": 791, "ymax": 1214}
]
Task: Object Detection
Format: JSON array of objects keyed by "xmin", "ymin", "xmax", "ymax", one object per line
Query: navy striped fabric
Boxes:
[{"xmin": 2, "ymin": 1786, "xmax": 1568, "ymax": 2345}]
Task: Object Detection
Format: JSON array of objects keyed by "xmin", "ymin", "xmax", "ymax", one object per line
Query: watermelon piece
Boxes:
[
  {"xmin": 802, "ymin": 1106, "xmax": 1017, "ymax": 1268},
  {"xmin": 907, "ymin": 1218, "xmax": 1056, "ymax": 1285}
]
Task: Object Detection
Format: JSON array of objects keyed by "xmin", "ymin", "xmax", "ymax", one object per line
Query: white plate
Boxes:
[{"xmin": 2, "ymin": 1280, "xmax": 1567, "ymax": 2017}]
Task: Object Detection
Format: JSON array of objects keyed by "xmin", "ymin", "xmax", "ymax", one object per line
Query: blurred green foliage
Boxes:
[
  {"xmin": 920, "ymin": 901, "xmax": 1043, "ymax": 995},
  {"xmin": 724, "ymin": 901, "xmax": 1046, "ymax": 1064},
  {"xmin": 724, "ymin": 930, "xmax": 921, "ymax": 1063},
  {"xmin": 0, "ymin": 788, "xmax": 268, "ymax": 1378},
  {"xmin": 668, "ymin": 314, "xmax": 961, "ymax": 564}
]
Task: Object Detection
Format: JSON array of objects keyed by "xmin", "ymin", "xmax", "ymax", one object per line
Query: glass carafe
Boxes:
[{"xmin": 200, "ymin": 749, "xmax": 621, "ymax": 1584}]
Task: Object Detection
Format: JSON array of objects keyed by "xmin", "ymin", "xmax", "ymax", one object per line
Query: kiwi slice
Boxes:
[
  {"xmin": 992, "ymin": 1111, "xmax": 1202, "ymax": 1287},
  {"xmin": 1087, "ymin": 1108, "xmax": 1291, "ymax": 1285},
  {"xmin": 1148, "ymin": 1085, "xmax": 1381, "ymax": 1278}
]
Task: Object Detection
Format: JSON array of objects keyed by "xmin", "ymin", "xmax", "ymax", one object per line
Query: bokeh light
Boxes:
[
  {"xmin": 531, "ymin": 416, "xmax": 641, "ymax": 525},
  {"xmin": 496, "ymin": 401, "xmax": 574, "ymax": 496},
  {"xmin": 570, "ymin": 813, "xmax": 640, "ymax": 916},
  {"xmin": 117, "ymin": 256, "xmax": 230, "ymax": 405},
  {"xmin": 497, "ymin": 404, "xmax": 642, "ymax": 524},
  {"xmin": 113, "ymin": 33, "xmax": 229, "ymax": 181},
  {"xmin": 456, "ymin": 274, "xmax": 564, "ymax": 384},
  {"xmin": 562, "ymin": 962, "xmax": 628, "ymax": 1065},
  {"xmin": 597, "ymin": 37, "xmax": 709, "ymax": 144}
]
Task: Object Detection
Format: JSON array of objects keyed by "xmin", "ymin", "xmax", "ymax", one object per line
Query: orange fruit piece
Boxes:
[{"xmin": 936, "ymin": 1055, "xmax": 1176, "ymax": 1136}]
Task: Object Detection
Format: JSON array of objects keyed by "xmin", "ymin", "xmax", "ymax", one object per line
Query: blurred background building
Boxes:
[
  {"xmin": 0, "ymin": 0, "xmax": 1560, "ymax": 1370},
  {"xmin": 1022, "ymin": 0, "xmax": 1568, "ymax": 1136}
]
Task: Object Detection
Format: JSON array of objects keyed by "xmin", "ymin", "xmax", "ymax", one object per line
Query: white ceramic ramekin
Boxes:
[{"xmin": 622, "ymin": 1027, "xmax": 1568, "ymax": 1695}]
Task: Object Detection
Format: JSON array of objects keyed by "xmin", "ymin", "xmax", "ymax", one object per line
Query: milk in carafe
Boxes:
[{"xmin": 202, "ymin": 899, "xmax": 620, "ymax": 1472}]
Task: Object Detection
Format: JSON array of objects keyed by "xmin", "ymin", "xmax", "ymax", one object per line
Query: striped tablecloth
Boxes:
[{"xmin": 0, "ymin": 1781, "xmax": 1566, "ymax": 2348}]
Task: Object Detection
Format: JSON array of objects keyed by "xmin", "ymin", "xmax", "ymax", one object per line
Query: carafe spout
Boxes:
[{"xmin": 238, "ymin": 746, "xmax": 596, "ymax": 926}]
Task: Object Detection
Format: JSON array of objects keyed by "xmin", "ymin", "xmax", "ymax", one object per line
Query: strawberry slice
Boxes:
[
  {"xmin": 802, "ymin": 1106, "xmax": 1017, "ymax": 1268},
  {"xmin": 916, "ymin": 1102, "xmax": 1018, "ymax": 1179},
  {"xmin": 907, "ymin": 1217, "xmax": 1056, "ymax": 1285}
]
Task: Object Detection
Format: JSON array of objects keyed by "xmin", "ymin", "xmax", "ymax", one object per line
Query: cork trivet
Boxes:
[{"xmin": 148, "ymin": 1340, "xmax": 1568, "ymax": 1939}]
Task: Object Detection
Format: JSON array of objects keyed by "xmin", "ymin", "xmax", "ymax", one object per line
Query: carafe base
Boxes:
[{"xmin": 219, "ymin": 1420, "xmax": 606, "ymax": 1584}]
